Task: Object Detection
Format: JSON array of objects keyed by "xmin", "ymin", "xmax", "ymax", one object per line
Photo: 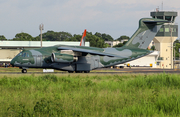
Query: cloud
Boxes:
[{"xmin": 0, "ymin": 0, "xmax": 180, "ymax": 40}]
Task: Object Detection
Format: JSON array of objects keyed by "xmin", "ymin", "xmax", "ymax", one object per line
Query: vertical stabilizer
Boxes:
[
  {"xmin": 80, "ymin": 29, "xmax": 86, "ymax": 46},
  {"xmin": 124, "ymin": 18, "xmax": 169, "ymax": 49}
]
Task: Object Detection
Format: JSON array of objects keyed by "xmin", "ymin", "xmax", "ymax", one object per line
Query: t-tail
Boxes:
[
  {"xmin": 80, "ymin": 29, "xmax": 86, "ymax": 46},
  {"xmin": 124, "ymin": 18, "xmax": 170, "ymax": 49}
]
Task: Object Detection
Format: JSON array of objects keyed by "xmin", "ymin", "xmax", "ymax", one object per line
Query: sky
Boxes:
[{"xmin": 0, "ymin": 0, "xmax": 180, "ymax": 40}]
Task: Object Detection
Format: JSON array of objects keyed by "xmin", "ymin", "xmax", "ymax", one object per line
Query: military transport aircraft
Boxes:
[{"xmin": 10, "ymin": 18, "xmax": 169, "ymax": 73}]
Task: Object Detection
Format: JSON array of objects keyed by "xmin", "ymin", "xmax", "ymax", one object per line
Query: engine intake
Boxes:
[{"xmin": 51, "ymin": 53, "xmax": 78, "ymax": 63}]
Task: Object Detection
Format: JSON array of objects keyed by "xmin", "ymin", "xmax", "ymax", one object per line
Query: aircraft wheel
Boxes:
[
  {"xmin": 22, "ymin": 69, "xmax": 27, "ymax": 73},
  {"xmin": 68, "ymin": 71, "xmax": 74, "ymax": 73}
]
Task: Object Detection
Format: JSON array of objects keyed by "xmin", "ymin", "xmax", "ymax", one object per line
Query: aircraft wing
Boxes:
[{"xmin": 57, "ymin": 47, "xmax": 121, "ymax": 57}]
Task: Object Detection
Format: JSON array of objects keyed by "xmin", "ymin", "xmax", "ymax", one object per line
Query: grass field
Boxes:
[{"xmin": 0, "ymin": 73, "xmax": 180, "ymax": 116}]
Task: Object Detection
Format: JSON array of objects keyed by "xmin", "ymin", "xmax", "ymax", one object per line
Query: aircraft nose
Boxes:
[{"xmin": 10, "ymin": 58, "xmax": 15, "ymax": 67}]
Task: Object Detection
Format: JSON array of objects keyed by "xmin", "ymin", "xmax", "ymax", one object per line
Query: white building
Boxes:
[{"xmin": 116, "ymin": 51, "xmax": 159, "ymax": 68}]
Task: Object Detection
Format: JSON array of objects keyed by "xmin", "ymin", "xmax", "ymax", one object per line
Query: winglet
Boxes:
[{"xmin": 80, "ymin": 29, "xmax": 86, "ymax": 46}]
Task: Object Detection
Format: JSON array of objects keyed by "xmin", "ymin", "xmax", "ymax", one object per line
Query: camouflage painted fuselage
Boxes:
[{"xmin": 10, "ymin": 45, "xmax": 151, "ymax": 71}]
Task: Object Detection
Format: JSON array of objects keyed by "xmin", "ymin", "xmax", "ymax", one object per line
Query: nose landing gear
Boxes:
[{"xmin": 22, "ymin": 69, "xmax": 27, "ymax": 73}]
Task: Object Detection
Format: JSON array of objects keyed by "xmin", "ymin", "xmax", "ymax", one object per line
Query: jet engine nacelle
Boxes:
[{"xmin": 51, "ymin": 53, "xmax": 78, "ymax": 63}]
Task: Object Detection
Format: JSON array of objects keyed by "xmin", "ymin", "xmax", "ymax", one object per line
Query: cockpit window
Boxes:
[
  {"xmin": 22, "ymin": 53, "xmax": 26, "ymax": 57},
  {"xmin": 18, "ymin": 52, "xmax": 30, "ymax": 57},
  {"xmin": 18, "ymin": 52, "xmax": 23, "ymax": 56},
  {"xmin": 27, "ymin": 53, "xmax": 29, "ymax": 57}
]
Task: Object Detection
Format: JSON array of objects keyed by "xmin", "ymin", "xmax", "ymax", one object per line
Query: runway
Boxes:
[
  {"xmin": 95, "ymin": 68, "xmax": 180, "ymax": 74},
  {"xmin": 0, "ymin": 68, "xmax": 180, "ymax": 74}
]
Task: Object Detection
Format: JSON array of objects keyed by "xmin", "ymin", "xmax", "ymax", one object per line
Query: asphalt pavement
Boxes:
[{"xmin": 0, "ymin": 67, "xmax": 180, "ymax": 74}]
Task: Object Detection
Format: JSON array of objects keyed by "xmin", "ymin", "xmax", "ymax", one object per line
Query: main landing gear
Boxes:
[{"xmin": 22, "ymin": 69, "xmax": 27, "ymax": 73}]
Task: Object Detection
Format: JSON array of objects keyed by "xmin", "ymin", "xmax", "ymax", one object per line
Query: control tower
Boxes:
[{"xmin": 151, "ymin": 11, "xmax": 178, "ymax": 69}]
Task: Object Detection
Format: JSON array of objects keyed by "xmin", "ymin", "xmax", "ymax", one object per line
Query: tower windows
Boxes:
[
  {"xmin": 157, "ymin": 16, "xmax": 163, "ymax": 19},
  {"xmin": 173, "ymin": 28, "xmax": 177, "ymax": 32},
  {"xmin": 159, "ymin": 28, "xmax": 164, "ymax": 32},
  {"xmin": 172, "ymin": 16, "xmax": 176, "ymax": 22},
  {"xmin": 165, "ymin": 16, "xmax": 172, "ymax": 21},
  {"xmin": 165, "ymin": 28, "xmax": 169, "ymax": 32}
]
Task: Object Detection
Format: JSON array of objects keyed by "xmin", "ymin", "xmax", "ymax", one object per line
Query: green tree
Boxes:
[
  {"xmin": 151, "ymin": 45, "xmax": 156, "ymax": 50},
  {"xmin": 0, "ymin": 35, "xmax": 7, "ymax": 40},
  {"xmin": 113, "ymin": 43, "xmax": 124, "ymax": 47},
  {"xmin": 174, "ymin": 40, "xmax": 180, "ymax": 58},
  {"xmin": 13, "ymin": 32, "xmax": 34, "ymax": 41},
  {"xmin": 65, "ymin": 34, "xmax": 82, "ymax": 41},
  {"xmin": 42, "ymin": 31, "xmax": 73, "ymax": 41},
  {"xmin": 94, "ymin": 32, "xmax": 102, "ymax": 38},
  {"xmin": 34, "ymin": 36, "xmax": 40, "ymax": 41},
  {"xmin": 66, "ymin": 31, "xmax": 109, "ymax": 48},
  {"xmin": 95, "ymin": 32, "xmax": 114, "ymax": 41},
  {"xmin": 116, "ymin": 35, "xmax": 130, "ymax": 41},
  {"xmin": 123, "ymin": 41, "xmax": 128, "ymax": 45},
  {"xmin": 10, "ymin": 30, "xmax": 113, "ymax": 48},
  {"xmin": 86, "ymin": 32, "xmax": 110, "ymax": 48},
  {"xmin": 102, "ymin": 34, "xmax": 113, "ymax": 41}
]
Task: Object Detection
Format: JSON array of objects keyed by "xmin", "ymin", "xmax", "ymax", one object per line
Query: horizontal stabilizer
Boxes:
[{"xmin": 143, "ymin": 20, "xmax": 171, "ymax": 24}]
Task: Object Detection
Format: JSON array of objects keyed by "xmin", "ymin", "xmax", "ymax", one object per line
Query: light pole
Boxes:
[
  {"xmin": 168, "ymin": 23, "xmax": 173, "ymax": 69},
  {"xmin": 39, "ymin": 24, "xmax": 44, "ymax": 48},
  {"xmin": 171, "ymin": 25, "xmax": 173, "ymax": 69}
]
